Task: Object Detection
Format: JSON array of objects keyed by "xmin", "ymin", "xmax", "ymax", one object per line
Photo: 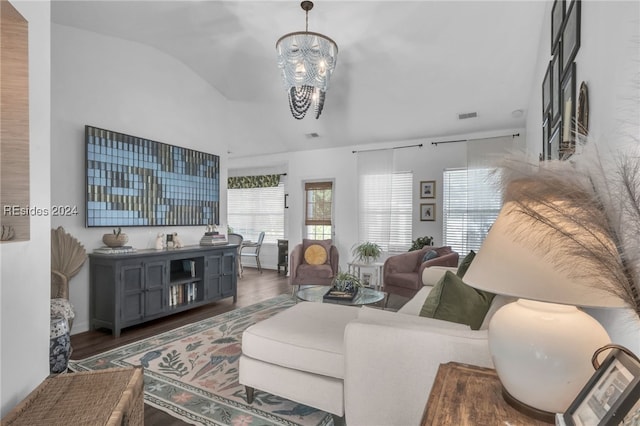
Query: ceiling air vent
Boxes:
[
  {"xmin": 305, "ymin": 132, "xmax": 320, "ymax": 139},
  {"xmin": 458, "ymin": 112, "xmax": 478, "ymax": 120}
]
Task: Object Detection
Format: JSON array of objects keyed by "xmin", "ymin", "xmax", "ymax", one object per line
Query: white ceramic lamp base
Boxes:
[{"xmin": 489, "ymin": 299, "xmax": 611, "ymax": 415}]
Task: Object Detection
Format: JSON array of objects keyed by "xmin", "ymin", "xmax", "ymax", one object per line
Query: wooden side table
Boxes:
[{"xmin": 421, "ymin": 362, "xmax": 554, "ymax": 425}]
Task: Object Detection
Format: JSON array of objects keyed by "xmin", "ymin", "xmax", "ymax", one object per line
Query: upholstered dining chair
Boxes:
[
  {"xmin": 289, "ymin": 239, "xmax": 339, "ymax": 293},
  {"xmin": 227, "ymin": 233, "xmax": 244, "ymax": 278},
  {"xmin": 240, "ymin": 231, "xmax": 265, "ymax": 273}
]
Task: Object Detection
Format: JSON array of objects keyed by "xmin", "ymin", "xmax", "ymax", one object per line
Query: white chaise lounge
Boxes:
[{"xmin": 239, "ymin": 266, "xmax": 512, "ymax": 425}]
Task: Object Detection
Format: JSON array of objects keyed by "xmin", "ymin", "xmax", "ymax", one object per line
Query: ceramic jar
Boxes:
[{"xmin": 50, "ymin": 315, "xmax": 71, "ymax": 374}]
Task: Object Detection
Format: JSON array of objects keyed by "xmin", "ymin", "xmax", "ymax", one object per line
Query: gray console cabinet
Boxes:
[
  {"xmin": 205, "ymin": 250, "xmax": 236, "ymax": 300},
  {"xmin": 90, "ymin": 245, "xmax": 237, "ymax": 336}
]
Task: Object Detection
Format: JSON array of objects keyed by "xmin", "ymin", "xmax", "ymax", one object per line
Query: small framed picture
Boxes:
[
  {"xmin": 551, "ymin": 0, "xmax": 565, "ymax": 53},
  {"xmin": 542, "ymin": 60, "xmax": 552, "ymax": 117},
  {"xmin": 420, "ymin": 181, "xmax": 436, "ymax": 199},
  {"xmin": 561, "ymin": 0, "xmax": 581, "ymax": 76},
  {"xmin": 551, "ymin": 47, "xmax": 562, "ymax": 126},
  {"xmin": 560, "ymin": 62, "xmax": 576, "ymax": 159},
  {"xmin": 361, "ymin": 272, "xmax": 372, "ymax": 287},
  {"xmin": 420, "ymin": 203, "xmax": 436, "ymax": 221},
  {"xmin": 563, "ymin": 347, "xmax": 640, "ymax": 425},
  {"xmin": 576, "ymin": 81, "xmax": 589, "ymax": 137},
  {"xmin": 549, "ymin": 120, "xmax": 561, "ymax": 161},
  {"xmin": 542, "ymin": 114, "xmax": 550, "ymax": 161}
]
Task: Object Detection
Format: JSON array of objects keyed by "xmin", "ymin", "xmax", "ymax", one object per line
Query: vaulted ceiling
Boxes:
[{"xmin": 52, "ymin": 1, "xmax": 546, "ymax": 158}]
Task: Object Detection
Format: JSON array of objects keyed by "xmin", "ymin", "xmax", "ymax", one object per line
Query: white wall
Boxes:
[
  {"xmin": 0, "ymin": 0, "xmax": 51, "ymax": 416},
  {"xmin": 524, "ymin": 1, "xmax": 640, "ymax": 354},
  {"xmin": 51, "ymin": 24, "xmax": 233, "ymax": 334}
]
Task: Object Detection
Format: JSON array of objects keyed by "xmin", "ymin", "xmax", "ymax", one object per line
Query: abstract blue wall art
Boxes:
[{"xmin": 85, "ymin": 125, "xmax": 219, "ymax": 227}]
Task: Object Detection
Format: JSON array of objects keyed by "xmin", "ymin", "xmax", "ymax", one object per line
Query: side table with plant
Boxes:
[{"xmin": 351, "ymin": 241, "xmax": 383, "ymax": 264}]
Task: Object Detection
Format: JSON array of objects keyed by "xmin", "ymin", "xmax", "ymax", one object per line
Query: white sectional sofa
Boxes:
[{"xmin": 239, "ymin": 266, "xmax": 514, "ymax": 426}]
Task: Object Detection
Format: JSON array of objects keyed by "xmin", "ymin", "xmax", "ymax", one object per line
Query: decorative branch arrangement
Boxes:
[{"xmin": 497, "ymin": 144, "xmax": 640, "ymax": 317}]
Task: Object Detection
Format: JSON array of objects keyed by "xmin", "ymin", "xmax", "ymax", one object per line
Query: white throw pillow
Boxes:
[{"xmin": 422, "ymin": 266, "xmax": 457, "ymax": 286}]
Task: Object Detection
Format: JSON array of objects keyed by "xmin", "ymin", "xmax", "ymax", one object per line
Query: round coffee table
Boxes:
[{"xmin": 296, "ymin": 285, "xmax": 386, "ymax": 306}]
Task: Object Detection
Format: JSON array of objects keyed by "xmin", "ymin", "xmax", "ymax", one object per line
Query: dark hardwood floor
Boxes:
[
  {"xmin": 70, "ymin": 268, "xmax": 406, "ymax": 425},
  {"xmin": 70, "ymin": 267, "xmax": 291, "ymax": 425}
]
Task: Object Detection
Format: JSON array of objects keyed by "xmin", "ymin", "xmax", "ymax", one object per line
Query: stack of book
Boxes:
[
  {"xmin": 93, "ymin": 246, "xmax": 136, "ymax": 254},
  {"xmin": 200, "ymin": 233, "xmax": 227, "ymax": 246}
]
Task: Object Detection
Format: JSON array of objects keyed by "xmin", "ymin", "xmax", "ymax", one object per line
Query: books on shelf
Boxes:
[
  {"xmin": 182, "ymin": 259, "xmax": 197, "ymax": 277},
  {"xmin": 169, "ymin": 282, "xmax": 198, "ymax": 307},
  {"xmin": 93, "ymin": 246, "xmax": 136, "ymax": 254},
  {"xmin": 200, "ymin": 234, "xmax": 227, "ymax": 246}
]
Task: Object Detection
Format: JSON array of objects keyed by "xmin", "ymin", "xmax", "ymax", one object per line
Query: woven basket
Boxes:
[
  {"xmin": 1, "ymin": 367, "xmax": 144, "ymax": 425},
  {"xmin": 102, "ymin": 233, "xmax": 128, "ymax": 247}
]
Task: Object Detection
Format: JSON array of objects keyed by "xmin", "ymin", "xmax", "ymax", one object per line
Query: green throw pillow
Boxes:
[
  {"xmin": 456, "ymin": 250, "xmax": 476, "ymax": 278},
  {"xmin": 419, "ymin": 270, "xmax": 495, "ymax": 330}
]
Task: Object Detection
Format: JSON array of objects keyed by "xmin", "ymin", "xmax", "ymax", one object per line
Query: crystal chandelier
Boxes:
[{"xmin": 276, "ymin": 1, "xmax": 338, "ymax": 119}]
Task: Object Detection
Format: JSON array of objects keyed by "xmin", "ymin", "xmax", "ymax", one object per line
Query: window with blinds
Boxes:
[
  {"xmin": 305, "ymin": 181, "xmax": 333, "ymax": 240},
  {"xmin": 443, "ymin": 168, "xmax": 502, "ymax": 254},
  {"xmin": 359, "ymin": 172, "xmax": 413, "ymax": 253},
  {"xmin": 227, "ymin": 183, "xmax": 285, "ymax": 244}
]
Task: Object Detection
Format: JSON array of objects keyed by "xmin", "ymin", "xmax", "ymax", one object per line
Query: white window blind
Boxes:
[
  {"xmin": 358, "ymin": 171, "xmax": 413, "ymax": 253},
  {"xmin": 227, "ymin": 183, "xmax": 284, "ymax": 244},
  {"xmin": 443, "ymin": 136, "xmax": 511, "ymax": 255},
  {"xmin": 305, "ymin": 181, "xmax": 333, "ymax": 240},
  {"xmin": 443, "ymin": 168, "xmax": 501, "ymax": 254},
  {"xmin": 390, "ymin": 172, "xmax": 413, "ymax": 251}
]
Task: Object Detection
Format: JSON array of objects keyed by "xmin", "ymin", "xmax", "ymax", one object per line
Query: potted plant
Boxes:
[
  {"xmin": 324, "ymin": 271, "xmax": 362, "ymax": 301},
  {"xmin": 351, "ymin": 241, "xmax": 382, "ymax": 264},
  {"xmin": 331, "ymin": 271, "xmax": 362, "ymax": 292},
  {"xmin": 408, "ymin": 236, "xmax": 433, "ymax": 251}
]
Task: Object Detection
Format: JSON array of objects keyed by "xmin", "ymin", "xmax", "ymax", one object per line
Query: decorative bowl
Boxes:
[{"xmin": 102, "ymin": 233, "xmax": 128, "ymax": 247}]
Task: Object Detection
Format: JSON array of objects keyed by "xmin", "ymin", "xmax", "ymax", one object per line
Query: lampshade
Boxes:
[
  {"xmin": 464, "ymin": 194, "xmax": 627, "ymax": 308},
  {"xmin": 464, "ymin": 177, "xmax": 628, "ymax": 419},
  {"xmin": 276, "ymin": 1, "xmax": 338, "ymax": 120}
]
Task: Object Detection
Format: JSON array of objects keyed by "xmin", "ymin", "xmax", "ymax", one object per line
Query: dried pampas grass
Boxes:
[{"xmin": 496, "ymin": 143, "xmax": 640, "ymax": 317}]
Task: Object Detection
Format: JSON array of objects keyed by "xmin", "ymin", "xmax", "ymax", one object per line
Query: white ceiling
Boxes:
[{"xmin": 51, "ymin": 1, "xmax": 546, "ymax": 158}]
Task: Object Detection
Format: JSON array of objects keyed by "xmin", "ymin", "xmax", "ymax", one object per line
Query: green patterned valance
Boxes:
[{"xmin": 228, "ymin": 174, "xmax": 281, "ymax": 189}]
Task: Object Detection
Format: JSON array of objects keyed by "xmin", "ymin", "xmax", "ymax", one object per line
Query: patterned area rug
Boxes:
[{"xmin": 69, "ymin": 295, "xmax": 334, "ymax": 426}]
